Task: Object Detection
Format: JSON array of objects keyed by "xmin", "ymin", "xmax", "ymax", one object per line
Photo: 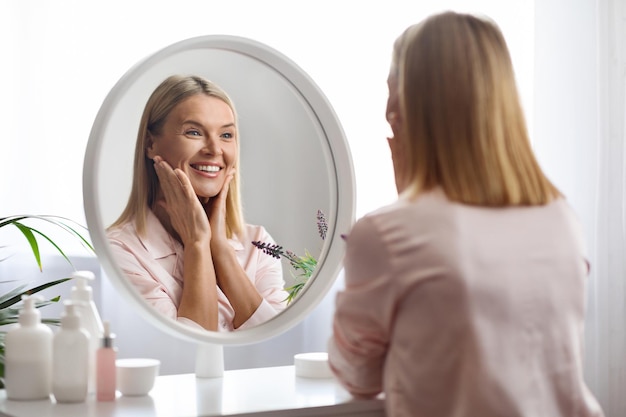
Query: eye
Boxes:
[
  {"xmin": 184, "ymin": 129, "xmax": 202, "ymax": 137},
  {"xmin": 221, "ymin": 132, "xmax": 234, "ymax": 140}
]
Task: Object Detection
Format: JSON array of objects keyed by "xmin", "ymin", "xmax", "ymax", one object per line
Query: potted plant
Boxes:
[{"xmin": 0, "ymin": 215, "xmax": 94, "ymax": 387}]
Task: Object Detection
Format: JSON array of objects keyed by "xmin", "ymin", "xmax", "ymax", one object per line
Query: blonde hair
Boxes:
[
  {"xmin": 109, "ymin": 75, "xmax": 244, "ymax": 238},
  {"xmin": 393, "ymin": 11, "xmax": 559, "ymax": 205}
]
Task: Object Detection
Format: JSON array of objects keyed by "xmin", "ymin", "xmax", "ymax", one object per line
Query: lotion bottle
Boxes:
[
  {"xmin": 4, "ymin": 295, "xmax": 53, "ymax": 400},
  {"xmin": 52, "ymin": 300, "xmax": 90, "ymax": 403},
  {"xmin": 96, "ymin": 320, "xmax": 117, "ymax": 401},
  {"xmin": 69, "ymin": 270, "xmax": 103, "ymax": 393}
]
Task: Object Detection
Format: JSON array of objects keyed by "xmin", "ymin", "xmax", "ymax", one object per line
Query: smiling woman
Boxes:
[{"xmin": 106, "ymin": 75, "xmax": 290, "ymax": 332}]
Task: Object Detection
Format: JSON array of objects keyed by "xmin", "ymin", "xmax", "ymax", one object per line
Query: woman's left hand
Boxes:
[
  {"xmin": 205, "ymin": 168, "xmax": 235, "ymax": 250},
  {"xmin": 153, "ymin": 155, "xmax": 212, "ymax": 246}
]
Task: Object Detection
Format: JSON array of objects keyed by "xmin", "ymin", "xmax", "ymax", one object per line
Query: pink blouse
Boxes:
[
  {"xmin": 107, "ymin": 210, "xmax": 288, "ymax": 331},
  {"xmin": 328, "ymin": 189, "xmax": 604, "ymax": 417}
]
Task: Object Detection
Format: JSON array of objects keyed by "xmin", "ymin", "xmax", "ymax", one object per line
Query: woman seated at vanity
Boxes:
[{"xmin": 107, "ymin": 74, "xmax": 289, "ymax": 332}]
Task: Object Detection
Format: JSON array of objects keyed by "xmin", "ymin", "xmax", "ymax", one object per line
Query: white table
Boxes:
[{"xmin": 0, "ymin": 366, "xmax": 385, "ymax": 416}]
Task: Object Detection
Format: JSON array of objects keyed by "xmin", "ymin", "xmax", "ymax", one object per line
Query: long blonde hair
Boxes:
[
  {"xmin": 394, "ymin": 11, "xmax": 559, "ymax": 205},
  {"xmin": 109, "ymin": 75, "xmax": 244, "ymax": 238}
]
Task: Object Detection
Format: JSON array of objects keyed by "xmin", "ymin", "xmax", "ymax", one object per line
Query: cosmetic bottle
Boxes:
[
  {"xmin": 96, "ymin": 320, "xmax": 117, "ymax": 401},
  {"xmin": 52, "ymin": 301, "xmax": 90, "ymax": 403},
  {"xmin": 70, "ymin": 270, "xmax": 103, "ymax": 393},
  {"xmin": 4, "ymin": 295, "xmax": 53, "ymax": 400}
]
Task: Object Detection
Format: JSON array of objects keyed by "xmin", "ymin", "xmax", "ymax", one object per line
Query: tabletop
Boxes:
[{"xmin": 0, "ymin": 365, "xmax": 385, "ymax": 417}]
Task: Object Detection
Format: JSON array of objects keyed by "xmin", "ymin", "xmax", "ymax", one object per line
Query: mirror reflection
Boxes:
[
  {"xmin": 106, "ymin": 75, "xmax": 290, "ymax": 331},
  {"xmin": 90, "ymin": 37, "xmax": 340, "ymax": 337}
]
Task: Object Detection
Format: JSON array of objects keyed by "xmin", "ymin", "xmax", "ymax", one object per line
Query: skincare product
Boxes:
[
  {"xmin": 96, "ymin": 320, "xmax": 117, "ymax": 401},
  {"xmin": 69, "ymin": 270, "xmax": 103, "ymax": 393},
  {"xmin": 116, "ymin": 358, "xmax": 160, "ymax": 396},
  {"xmin": 4, "ymin": 295, "xmax": 53, "ymax": 400},
  {"xmin": 294, "ymin": 352, "xmax": 333, "ymax": 378},
  {"xmin": 52, "ymin": 301, "xmax": 90, "ymax": 403}
]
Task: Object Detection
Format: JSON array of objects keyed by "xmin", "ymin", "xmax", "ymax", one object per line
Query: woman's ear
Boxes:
[{"xmin": 145, "ymin": 133, "xmax": 157, "ymax": 159}]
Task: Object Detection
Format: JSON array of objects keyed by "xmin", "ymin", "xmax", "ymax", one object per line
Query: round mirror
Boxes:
[{"xmin": 83, "ymin": 35, "xmax": 355, "ymax": 346}]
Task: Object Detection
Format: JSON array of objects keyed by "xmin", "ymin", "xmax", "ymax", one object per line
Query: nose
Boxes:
[{"xmin": 202, "ymin": 135, "xmax": 223, "ymax": 155}]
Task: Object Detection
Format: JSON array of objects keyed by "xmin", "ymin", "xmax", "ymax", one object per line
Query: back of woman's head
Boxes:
[
  {"xmin": 394, "ymin": 11, "xmax": 559, "ymax": 206},
  {"xmin": 110, "ymin": 75, "xmax": 244, "ymax": 237}
]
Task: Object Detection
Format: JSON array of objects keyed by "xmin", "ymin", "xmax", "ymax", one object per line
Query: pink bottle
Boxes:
[{"xmin": 96, "ymin": 320, "xmax": 117, "ymax": 401}]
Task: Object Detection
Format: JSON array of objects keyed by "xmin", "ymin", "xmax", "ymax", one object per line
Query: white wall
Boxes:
[
  {"xmin": 0, "ymin": 0, "xmax": 533, "ymax": 228},
  {"xmin": 533, "ymin": 1, "xmax": 626, "ymax": 415}
]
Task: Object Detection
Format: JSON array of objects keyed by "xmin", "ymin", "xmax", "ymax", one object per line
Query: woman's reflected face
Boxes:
[{"xmin": 147, "ymin": 94, "xmax": 237, "ymax": 201}]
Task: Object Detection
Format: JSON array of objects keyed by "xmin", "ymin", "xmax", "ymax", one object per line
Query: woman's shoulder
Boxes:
[
  {"xmin": 347, "ymin": 190, "xmax": 447, "ymax": 241},
  {"xmin": 362, "ymin": 188, "xmax": 451, "ymax": 225},
  {"xmin": 107, "ymin": 210, "xmax": 160, "ymax": 241},
  {"xmin": 106, "ymin": 218, "xmax": 137, "ymax": 240},
  {"xmin": 242, "ymin": 223, "xmax": 274, "ymax": 242},
  {"xmin": 543, "ymin": 196, "xmax": 586, "ymax": 237}
]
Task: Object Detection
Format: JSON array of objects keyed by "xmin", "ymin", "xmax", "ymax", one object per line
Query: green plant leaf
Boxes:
[
  {"xmin": 0, "ymin": 215, "xmax": 95, "ymax": 268},
  {"xmin": 0, "ymin": 297, "xmax": 65, "ymax": 327},
  {"xmin": 34, "ymin": 215, "xmax": 94, "ymax": 253},
  {"xmin": 0, "ymin": 284, "xmax": 28, "ymax": 306},
  {"xmin": 0, "ymin": 216, "xmax": 28, "ymax": 228},
  {"xmin": 0, "ymin": 277, "xmax": 71, "ymax": 310},
  {"xmin": 284, "ymin": 282, "xmax": 306, "ymax": 305},
  {"xmin": 56, "ymin": 221, "xmax": 94, "ymax": 253},
  {"xmin": 29, "ymin": 227, "xmax": 74, "ymax": 268},
  {"xmin": 11, "ymin": 222, "xmax": 42, "ymax": 271}
]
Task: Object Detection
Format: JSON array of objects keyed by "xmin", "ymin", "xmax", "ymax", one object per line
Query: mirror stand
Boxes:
[{"xmin": 195, "ymin": 343, "xmax": 224, "ymax": 378}]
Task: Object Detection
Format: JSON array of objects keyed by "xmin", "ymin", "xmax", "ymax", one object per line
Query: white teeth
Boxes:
[{"xmin": 195, "ymin": 165, "xmax": 220, "ymax": 173}]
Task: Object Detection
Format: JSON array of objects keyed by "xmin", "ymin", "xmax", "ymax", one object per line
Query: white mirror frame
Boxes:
[{"xmin": 83, "ymin": 35, "xmax": 355, "ymax": 346}]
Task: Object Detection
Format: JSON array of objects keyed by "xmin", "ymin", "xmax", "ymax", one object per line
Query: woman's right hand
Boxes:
[{"xmin": 152, "ymin": 155, "xmax": 211, "ymax": 246}]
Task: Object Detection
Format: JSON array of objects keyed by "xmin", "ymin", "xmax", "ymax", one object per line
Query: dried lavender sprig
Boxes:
[
  {"xmin": 317, "ymin": 209, "xmax": 328, "ymax": 241},
  {"xmin": 285, "ymin": 250, "xmax": 301, "ymax": 266},
  {"xmin": 251, "ymin": 241, "xmax": 284, "ymax": 259}
]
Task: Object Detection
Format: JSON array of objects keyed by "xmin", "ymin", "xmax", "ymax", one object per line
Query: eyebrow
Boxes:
[{"xmin": 181, "ymin": 120, "xmax": 236, "ymax": 129}]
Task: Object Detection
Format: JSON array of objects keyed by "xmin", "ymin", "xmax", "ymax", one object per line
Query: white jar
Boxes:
[
  {"xmin": 4, "ymin": 295, "xmax": 53, "ymax": 400},
  {"xmin": 52, "ymin": 301, "xmax": 90, "ymax": 403}
]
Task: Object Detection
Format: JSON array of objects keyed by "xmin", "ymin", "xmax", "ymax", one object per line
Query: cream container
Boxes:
[
  {"xmin": 116, "ymin": 358, "xmax": 160, "ymax": 396},
  {"xmin": 294, "ymin": 352, "xmax": 333, "ymax": 378}
]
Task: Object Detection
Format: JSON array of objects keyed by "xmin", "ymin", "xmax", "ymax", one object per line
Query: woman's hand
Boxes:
[
  {"xmin": 152, "ymin": 155, "xmax": 211, "ymax": 246},
  {"xmin": 204, "ymin": 168, "xmax": 235, "ymax": 251},
  {"xmin": 204, "ymin": 168, "xmax": 263, "ymax": 328}
]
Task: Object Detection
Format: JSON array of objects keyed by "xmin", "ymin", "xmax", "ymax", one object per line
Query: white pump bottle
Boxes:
[
  {"xmin": 52, "ymin": 300, "xmax": 90, "ymax": 403},
  {"xmin": 69, "ymin": 270, "xmax": 104, "ymax": 394},
  {"xmin": 4, "ymin": 295, "xmax": 53, "ymax": 400}
]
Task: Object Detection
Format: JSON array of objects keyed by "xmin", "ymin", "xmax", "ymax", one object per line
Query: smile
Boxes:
[{"xmin": 192, "ymin": 164, "xmax": 221, "ymax": 173}]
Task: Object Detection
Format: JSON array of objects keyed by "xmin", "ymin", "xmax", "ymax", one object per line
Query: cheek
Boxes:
[
  {"xmin": 225, "ymin": 143, "xmax": 238, "ymax": 166},
  {"xmin": 153, "ymin": 140, "xmax": 190, "ymax": 163}
]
